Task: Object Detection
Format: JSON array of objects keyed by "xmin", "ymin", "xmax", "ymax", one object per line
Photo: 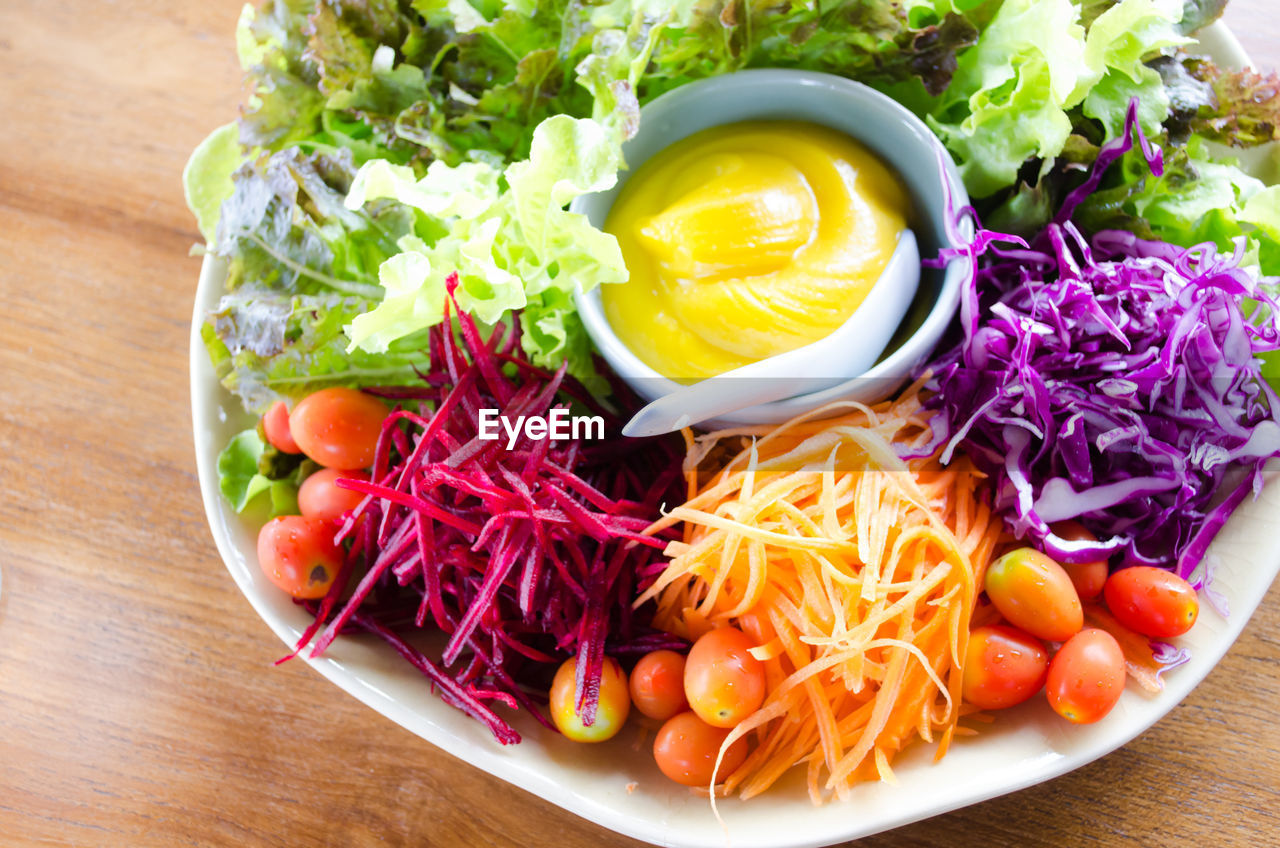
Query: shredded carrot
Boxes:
[{"xmin": 637, "ymin": 386, "xmax": 1002, "ymax": 803}]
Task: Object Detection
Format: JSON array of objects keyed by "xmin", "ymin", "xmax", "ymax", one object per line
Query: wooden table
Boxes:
[{"xmin": 2, "ymin": 2, "xmax": 1277, "ymax": 845}]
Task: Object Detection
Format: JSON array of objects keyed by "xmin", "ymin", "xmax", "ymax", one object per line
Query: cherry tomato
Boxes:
[
  {"xmin": 1050, "ymin": 520, "xmax": 1110, "ymax": 600},
  {"xmin": 962, "ymin": 625, "xmax": 1049, "ymax": 710},
  {"xmin": 289, "ymin": 388, "xmax": 388, "ymax": 469},
  {"xmin": 1046, "ymin": 628, "xmax": 1126, "ymax": 724},
  {"xmin": 629, "ymin": 650, "xmax": 688, "ymax": 721},
  {"xmin": 1103, "ymin": 566, "xmax": 1199, "ymax": 638},
  {"xmin": 256, "ymin": 515, "xmax": 343, "ymax": 599},
  {"xmin": 984, "ymin": 547, "xmax": 1083, "ymax": 642},
  {"xmin": 549, "ymin": 655, "xmax": 630, "ymax": 743},
  {"xmin": 261, "ymin": 400, "xmax": 301, "ymax": 454},
  {"xmin": 298, "ymin": 468, "xmax": 371, "ymax": 523},
  {"xmin": 684, "ymin": 627, "xmax": 767, "ymax": 728},
  {"xmin": 653, "ymin": 711, "xmax": 749, "ymax": 787}
]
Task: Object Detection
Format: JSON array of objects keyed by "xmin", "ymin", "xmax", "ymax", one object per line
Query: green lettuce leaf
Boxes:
[
  {"xmin": 204, "ymin": 291, "xmax": 432, "ymax": 413},
  {"xmin": 1077, "ymin": 133, "xmax": 1280, "ymax": 275},
  {"xmin": 214, "ymin": 146, "xmax": 403, "ymax": 298},
  {"xmin": 216, "ymin": 429, "xmax": 300, "ymax": 515},
  {"xmin": 203, "ymin": 146, "xmax": 429, "ymax": 412},
  {"xmin": 930, "ymin": 0, "xmax": 1188, "ymax": 198},
  {"xmin": 343, "ymin": 112, "xmax": 626, "ymax": 391},
  {"xmin": 928, "ymin": 0, "xmax": 1087, "ymax": 197},
  {"xmin": 1076, "ymin": 0, "xmax": 1189, "ymax": 137},
  {"xmin": 183, "ymin": 123, "xmax": 242, "ymax": 245}
]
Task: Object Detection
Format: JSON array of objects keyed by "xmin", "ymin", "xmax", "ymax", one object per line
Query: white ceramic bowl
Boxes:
[
  {"xmin": 570, "ymin": 69, "xmax": 971, "ymax": 426},
  {"xmin": 192, "ymin": 22, "xmax": 1280, "ymax": 848}
]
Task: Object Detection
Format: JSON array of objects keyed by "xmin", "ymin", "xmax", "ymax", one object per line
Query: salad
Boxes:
[{"xmin": 187, "ymin": 0, "xmax": 1280, "ymax": 812}]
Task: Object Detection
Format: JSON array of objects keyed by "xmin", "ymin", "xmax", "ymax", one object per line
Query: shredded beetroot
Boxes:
[{"xmin": 291, "ymin": 275, "xmax": 685, "ymax": 743}]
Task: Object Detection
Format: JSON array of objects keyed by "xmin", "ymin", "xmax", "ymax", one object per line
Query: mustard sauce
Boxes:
[{"xmin": 601, "ymin": 121, "xmax": 909, "ymax": 382}]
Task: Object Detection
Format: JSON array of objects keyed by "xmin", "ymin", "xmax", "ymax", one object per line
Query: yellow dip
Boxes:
[{"xmin": 601, "ymin": 121, "xmax": 909, "ymax": 382}]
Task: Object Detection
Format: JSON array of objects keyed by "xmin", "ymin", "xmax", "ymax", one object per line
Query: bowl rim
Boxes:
[{"xmin": 570, "ymin": 67, "xmax": 972, "ymax": 420}]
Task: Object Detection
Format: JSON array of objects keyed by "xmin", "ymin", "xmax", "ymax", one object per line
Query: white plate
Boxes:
[{"xmin": 191, "ymin": 22, "xmax": 1280, "ymax": 848}]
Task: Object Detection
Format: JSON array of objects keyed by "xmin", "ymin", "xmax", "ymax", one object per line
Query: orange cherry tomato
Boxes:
[
  {"xmin": 1103, "ymin": 566, "xmax": 1199, "ymax": 638},
  {"xmin": 1046, "ymin": 628, "xmax": 1126, "ymax": 724},
  {"xmin": 548, "ymin": 655, "xmax": 630, "ymax": 743},
  {"xmin": 288, "ymin": 388, "xmax": 388, "ymax": 469},
  {"xmin": 256, "ymin": 515, "xmax": 343, "ymax": 599},
  {"xmin": 629, "ymin": 650, "xmax": 688, "ymax": 721},
  {"xmin": 298, "ymin": 468, "xmax": 371, "ymax": 523},
  {"xmin": 261, "ymin": 400, "xmax": 301, "ymax": 454},
  {"xmin": 684, "ymin": 627, "xmax": 767, "ymax": 728},
  {"xmin": 1050, "ymin": 520, "xmax": 1110, "ymax": 600},
  {"xmin": 984, "ymin": 547, "xmax": 1083, "ymax": 642},
  {"xmin": 962, "ymin": 625, "xmax": 1049, "ymax": 710},
  {"xmin": 653, "ymin": 711, "xmax": 748, "ymax": 787}
]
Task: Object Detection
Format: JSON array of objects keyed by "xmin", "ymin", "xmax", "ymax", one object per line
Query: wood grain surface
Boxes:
[{"xmin": 1, "ymin": 2, "xmax": 1278, "ymax": 846}]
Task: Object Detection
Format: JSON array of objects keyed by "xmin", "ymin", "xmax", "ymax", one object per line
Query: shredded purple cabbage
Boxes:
[
  {"xmin": 924, "ymin": 102, "xmax": 1280, "ymax": 583},
  {"xmin": 1149, "ymin": 640, "xmax": 1193, "ymax": 681}
]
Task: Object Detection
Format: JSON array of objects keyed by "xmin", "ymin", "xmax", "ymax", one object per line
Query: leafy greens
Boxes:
[{"xmin": 188, "ymin": 0, "xmax": 1280, "ymax": 409}]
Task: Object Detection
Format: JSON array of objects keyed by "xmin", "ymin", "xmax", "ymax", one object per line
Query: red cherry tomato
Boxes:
[
  {"xmin": 1046, "ymin": 628, "xmax": 1126, "ymax": 724},
  {"xmin": 1050, "ymin": 520, "xmax": 1110, "ymax": 600},
  {"xmin": 984, "ymin": 547, "xmax": 1083, "ymax": 642},
  {"xmin": 684, "ymin": 627, "xmax": 767, "ymax": 728},
  {"xmin": 1103, "ymin": 566, "xmax": 1199, "ymax": 638},
  {"xmin": 261, "ymin": 400, "xmax": 301, "ymax": 454},
  {"xmin": 298, "ymin": 468, "xmax": 370, "ymax": 523},
  {"xmin": 629, "ymin": 650, "xmax": 688, "ymax": 721},
  {"xmin": 549, "ymin": 655, "xmax": 630, "ymax": 743},
  {"xmin": 653, "ymin": 711, "xmax": 748, "ymax": 787},
  {"xmin": 256, "ymin": 515, "xmax": 343, "ymax": 599},
  {"xmin": 962, "ymin": 625, "xmax": 1049, "ymax": 710},
  {"xmin": 289, "ymin": 388, "xmax": 388, "ymax": 469}
]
